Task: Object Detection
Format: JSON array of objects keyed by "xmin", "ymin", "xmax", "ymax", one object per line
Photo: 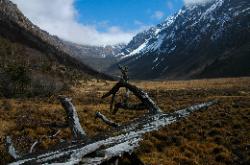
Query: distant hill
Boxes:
[
  {"xmin": 108, "ymin": 0, "xmax": 250, "ymax": 80},
  {"xmin": 63, "ymin": 41, "xmax": 124, "ymax": 71},
  {"xmin": 0, "ymin": 0, "xmax": 112, "ymax": 97}
]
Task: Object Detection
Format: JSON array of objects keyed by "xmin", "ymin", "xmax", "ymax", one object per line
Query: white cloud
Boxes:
[
  {"xmin": 151, "ymin": 11, "xmax": 164, "ymax": 20},
  {"xmin": 184, "ymin": 0, "xmax": 214, "ymax": 6},
  {"xmin": 11, "ymin": 0, "xmax": 137, "ymax": 46}
]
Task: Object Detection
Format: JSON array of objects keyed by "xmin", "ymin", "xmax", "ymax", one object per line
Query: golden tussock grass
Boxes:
[{"xmin": 0, "ymin": 77, "xmax": 250, "ymax": 164}]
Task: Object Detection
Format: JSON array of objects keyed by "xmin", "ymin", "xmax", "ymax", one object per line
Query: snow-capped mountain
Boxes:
[
  {"xmin": 109, "ymin": 0, "xmax": 250, "ymax": 79},
  {"xmin": 64, "ymin": 41, "xmax": 125, "ymax": 59},
  {"xmin": 116, "ymin": 27, "xmax": 156, "ymax": 58}
]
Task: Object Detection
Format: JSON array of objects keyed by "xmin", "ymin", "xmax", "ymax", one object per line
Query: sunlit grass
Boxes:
[{"xmin": 0, "ymin": 77, "xmax": 250, "ymax": 164}]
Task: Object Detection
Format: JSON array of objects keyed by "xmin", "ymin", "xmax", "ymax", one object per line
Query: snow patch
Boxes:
[
  {"xmin": 121, "ymin": 40, "xmax": 149, "ymax": 59},
  {"xmin": 201, "ymin": 0, "xmax": 224, "ymax": 20}
]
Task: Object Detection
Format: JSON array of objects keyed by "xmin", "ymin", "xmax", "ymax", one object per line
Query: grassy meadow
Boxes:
[{"xmin": 0, "ymin": 77, "xmax": 250, "ymax": 164}]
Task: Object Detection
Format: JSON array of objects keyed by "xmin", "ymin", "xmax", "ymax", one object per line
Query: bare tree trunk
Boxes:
[
  {"xmin": 58, "ymin": 96, "xmax": 87, "ymax": 140},
  {"xmin": 110, "ymin": 94, "xmax": 116, "ymax": 112}
]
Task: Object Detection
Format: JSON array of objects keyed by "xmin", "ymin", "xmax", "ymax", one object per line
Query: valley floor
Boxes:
[{"xmin": 0, "ymin": 77, "xmax": 250, "ymax": 164}]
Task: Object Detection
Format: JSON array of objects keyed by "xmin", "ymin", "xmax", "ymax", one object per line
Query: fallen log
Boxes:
[{"xmin": 9, "ymin": 100, "xmax": 217, "ymax": 165}]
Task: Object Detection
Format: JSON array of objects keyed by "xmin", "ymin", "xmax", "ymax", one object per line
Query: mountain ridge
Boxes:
[
  {"xmin": 64, "ymin": 41, "xmax": 124, "ymax": 71},
  {"xmin": 108, "ymin": 0, "xmax": 250, "ymax": 80},
  {"xmin": 0, "ymin": 0, "xmax": 113, "ymax": 80}
]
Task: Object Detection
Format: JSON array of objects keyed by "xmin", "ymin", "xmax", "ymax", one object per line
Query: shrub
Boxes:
[
  {"xmin": 0, "ymin": 66, "xmax": 65, "ymax": 97},
  {"xmin": 28, "ymin": 73, "xmax": 64, "ymax": 97},
  {"xmin": 0, "ymin": 65, "xmax": 31, "ymax": 97}
]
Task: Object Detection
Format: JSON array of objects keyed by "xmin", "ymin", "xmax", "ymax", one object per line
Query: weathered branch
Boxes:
[
  {"xmin": 95, "ymin": 112, "xmax": 120, "ymax": 128},
  {"xmin": 50, "ymin": 130, "xmax": 61, "ymax": 138},
  {"xmin": 102, "ymin": 80, "xmax": 162, "ymax": 114},
  {"xmin": 5, "ymin": 136, "xmax": 20, "ymax": 159},
  {"xmin": 123, "ymin": 88, "xmax": 130, "ymax": 105},
  {"xmin": 118, "ymin": 65, "xmax": 129, "ymax": 82},
  {"xmin": 58, "ymin": 96, "xmax": 87, "ymax": 140},
  {"xmin": 29, "ymin": 140, "xmax": 39, "ymax": 154}
]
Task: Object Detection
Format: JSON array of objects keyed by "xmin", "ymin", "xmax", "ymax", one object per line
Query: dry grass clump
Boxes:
[
  {"xmin": 0, "ymin": 77, "xmax": 250, "ymax": 164},
  {"xmin": 136, "ymin": 86, "xmax": 250, "ymax": 164}
]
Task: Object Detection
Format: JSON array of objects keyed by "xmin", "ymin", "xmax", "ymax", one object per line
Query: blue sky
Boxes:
[
  {"xmin": 75, "ymin": 0, "xmax": 183, "ymax": 32},
  {"xmin": 12, "ymin": 0, "xmax": 201, "ymax": 46}
]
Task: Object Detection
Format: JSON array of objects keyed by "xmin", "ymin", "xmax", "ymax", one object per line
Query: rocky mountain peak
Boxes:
[{"xmin": 108, "ymin": 0, "xmax": 250, "ymax": 79}]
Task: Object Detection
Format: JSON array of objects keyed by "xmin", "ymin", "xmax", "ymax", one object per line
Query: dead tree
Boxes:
[
  {"xmin": 7, "ymin": 78, "xmax": 218, "ymax": 164},
  {"xmin": 103, "ymin": 80, "xmax": 162, "ymax": 114},
  {"xmin": 119, "ymin": 65, "xmax": 129, "ymax": 105},
  {"xmin": 109, "ymin": 65, "xmax": 143, "ymax": 114},
  {"xmin": 6, "ymin": 65, "xmax": 218, "ymax": 164}
]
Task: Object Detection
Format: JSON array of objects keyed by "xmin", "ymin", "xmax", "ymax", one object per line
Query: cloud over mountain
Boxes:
[{"xmin": 11, "ymin": 0, "xmax": 136, "ymax": 46}]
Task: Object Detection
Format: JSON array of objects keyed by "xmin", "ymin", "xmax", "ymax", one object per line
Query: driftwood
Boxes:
[{"xmin": 7, "ymin": 68, "xmax": 218, "ymax": 164}]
